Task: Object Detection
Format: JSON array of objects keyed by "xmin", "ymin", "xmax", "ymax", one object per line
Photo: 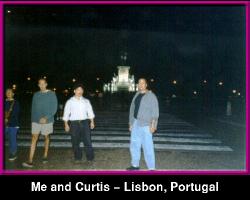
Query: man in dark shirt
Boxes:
[{"xmin": 127, "ymin": 78, "xmax": 159, "ymax": 170}]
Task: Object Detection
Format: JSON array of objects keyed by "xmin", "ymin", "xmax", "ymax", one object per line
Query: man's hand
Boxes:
[
  {"xmin": 150, "ymin": 126, "xmax": 156, "ymax": 134},
  {"xmin": 129, "ymin": 125, "xmax": 132, "ymax": 132},
  {"xmin": 65, "ymin": 123, "xmax": 70, "ymax": 133},
  {"xmin": 90, "ymin": 121, "xmax": 95, "ymax": 129},
  {"xmin": 150, "ymin": 120, "xmax": 157, "ymax": 133},
  {"xmin": 39, "ymin": 117, "xmax": 47, "ymax": 124}
]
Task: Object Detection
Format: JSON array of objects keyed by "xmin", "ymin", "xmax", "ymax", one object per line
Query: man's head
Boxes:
[
  {"xmin": 38, "ymin": 78, "xmax": 48, "ymax": 91},
  {"xmin": 138, "ymin": 78, "xmax": 148, "ymax": 92},
  {"xmin": 6, "ymin": 88, "xmax": 14, "ymax": 99},
  {"xmin": 73, "ymin": 83, "xmax": 84, "ymax": 97}
]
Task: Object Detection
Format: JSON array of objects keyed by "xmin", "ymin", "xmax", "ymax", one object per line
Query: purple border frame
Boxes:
[{"xmin": 0, "ymin": 1, "xmax": 249, "ymax": 176}]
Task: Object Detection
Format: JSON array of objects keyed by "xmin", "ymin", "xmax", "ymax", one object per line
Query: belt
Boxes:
[{"xmin": 70, "ymin": 120, "xmax": 88, "ymax": 123}]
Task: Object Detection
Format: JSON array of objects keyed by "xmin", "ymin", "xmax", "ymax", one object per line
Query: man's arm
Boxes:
[
  {"xmin": 87, "ymin": 100, "xmax": 95, "ymax": 129},
  {"xmin": 31, "ymin": 94, "xmax": 36, "ymax": 122},
  {"xmin": 44, "ymin": 92, "xmax": 58, "ymax": 121},
  {"xmin": 63, "ymin": 100, "xmax": 70, "ymax": 132},
  {"xmin": 150, "ymin": 94, "xmax": 159, "ymax": 132},
  {"xmin": 129, "ymin": 94, "xmax": 137, "ymax": 129}
]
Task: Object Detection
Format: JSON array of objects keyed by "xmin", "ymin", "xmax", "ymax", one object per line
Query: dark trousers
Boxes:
[{"xmin": 70, "ymin": 120, "xmax": 94, "ymax": 161}]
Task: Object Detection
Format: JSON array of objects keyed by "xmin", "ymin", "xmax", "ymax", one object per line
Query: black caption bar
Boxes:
[{"xmin": 0, "ymin": 175, "xmax": 249, "ymax": 198}]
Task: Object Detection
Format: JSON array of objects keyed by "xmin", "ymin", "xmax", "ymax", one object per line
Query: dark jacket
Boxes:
[{"xmin": 5, "ymin": 99, "xmax": 20, "ymax": 127}]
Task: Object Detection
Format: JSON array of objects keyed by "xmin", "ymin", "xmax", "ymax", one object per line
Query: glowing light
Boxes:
[
  {"xmin": 96, "ymin": 77, "xmax": 100, "ymax": 81},
  {"xmin": 232, "ymin": 89, "xmax": 237, "ymax": 94},
  {"xmin": 53, "ymin": 88, "xmax": 56, "ymax": 91},
  {"xmin": 203, "ymin": 80, "xmax": 207, "ymax": 84},
  {"xmin": 150, "ymin": 79, "xmax": 154, "ymax": 82},
  {"xmin": 72, "ymin": 78, "xmax": 76, "ymax": 82},
  {"xmin": 172, "ymin": 80, "xmax": 177, "ymax": 85},
  {"xmin": 238, "ymin": 92, "xmax": 241, "ymax": 96},
  {"xmin": 43, "ymin": 76, "xmax": 47, "ymax": 79},
  {"xmin": 7, "ymin": 10, "xmax": 11, "ymax": 14},
  {"xmin": 27, "ymin": 77, "xmax": 31, "ymax": 81},
  {"xmin": 193, "ymin": 91, "xmax": 197, "ymax": 95},
  {"xmin": 218, "ymin": 81, "xmax": 223, "ymax": 86}
]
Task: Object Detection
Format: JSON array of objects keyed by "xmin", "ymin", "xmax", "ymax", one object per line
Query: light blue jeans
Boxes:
[{"xmin": 130, "ymin": 120, "xmax": 155, "ymax": 170}]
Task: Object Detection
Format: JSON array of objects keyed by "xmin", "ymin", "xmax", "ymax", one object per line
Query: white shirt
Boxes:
[{"xmin": 63, "ymin": 96, "xmax": 95, "ymax": 121}]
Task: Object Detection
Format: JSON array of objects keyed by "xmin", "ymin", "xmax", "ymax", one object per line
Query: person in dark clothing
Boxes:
[{"xmin": 5, "ymin": 88, "xmax": 20, "ymax": 161}]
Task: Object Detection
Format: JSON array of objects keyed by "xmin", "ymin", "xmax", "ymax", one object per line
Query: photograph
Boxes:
[{"xmin": 2, "ymin": 1, "xmax": 248, "ymax": 174}]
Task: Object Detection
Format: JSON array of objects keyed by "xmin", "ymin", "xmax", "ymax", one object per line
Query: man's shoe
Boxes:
[
  {"xmin": 22, "ymin": 161, "xmax": 34, "ymax": 168},
  {"xmin": 42, "ymin": 157, "xmax": 48, "ymax": 164},
  {"xmin": 86, "ymin": 159, "xmax": 94, "ymax": 165},
  {"xmin": 74, "ymin": 160, "xmax": 82, "ymax": 164},
  {"xmin": 126, "ymin": 166, "xmax": 140, "ymax": 170},
  {"xmin": 8, "ymin": 154, "xmax": 17, "ymax": 161}
]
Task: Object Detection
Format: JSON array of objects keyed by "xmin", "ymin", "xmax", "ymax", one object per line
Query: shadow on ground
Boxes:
[{"xmin": 4, "ymin": 147, "xmax": 245, "ymax": 171}]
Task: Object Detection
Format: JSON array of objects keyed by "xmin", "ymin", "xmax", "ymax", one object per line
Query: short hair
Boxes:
[
  {"xmin": 5, "ymin": 88, "xmax": 14, "ymax": 93},
  {"xmin": 73, "ymin": 83, "xmax": 84, "ymax": 90},
  {"xmin": 38, "ymin": 78, "xmax": 47, "ymax": 83}
]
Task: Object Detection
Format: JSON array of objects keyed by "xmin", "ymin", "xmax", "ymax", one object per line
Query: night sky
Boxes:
[{"xmin": 4, "ymin": 5, "xmax": 246, "ymax": 97}]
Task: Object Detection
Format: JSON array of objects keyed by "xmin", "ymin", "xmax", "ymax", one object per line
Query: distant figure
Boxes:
[
  {"xmin": 226, "ymin": 97, "xmax": 232, "ymax": 116},
  {"xmin": 5, "ymin": 88, "xmax": 20, "ymax": 161},
  {"xmin": 63, "ymin": 83, "xmax": 95, "ymax": 163},
  {"xmin": 127, "ymin": 78, "xmax": 159, "ymax": 170},
  {"xmin": 57, "ymin": 103, "xmax": 64, "ymax": 120},
  {"xmin": 22, "ymin": 78, "xmax": 58, "ymax": 168}
]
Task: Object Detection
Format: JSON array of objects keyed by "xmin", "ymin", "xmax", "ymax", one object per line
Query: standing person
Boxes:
[
  {"xmin": 63, "ymin": 83, "xmax": 95, "ymax": 163},
  {"xmin": 127, "ymin": 78, "xmax": 159, "ymax": 170},
  {"xmin": 22, "ymin": 78, "xmax": 58, "ymax": 168},
  {"xmin": 5, "ymin": 88, "xmax": 20, "ymax": 161}
]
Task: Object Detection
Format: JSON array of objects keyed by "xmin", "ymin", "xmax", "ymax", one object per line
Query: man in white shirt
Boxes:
[{"xmin": 63, "ymin": 83, "xmax": 95, "ymax": 163}]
